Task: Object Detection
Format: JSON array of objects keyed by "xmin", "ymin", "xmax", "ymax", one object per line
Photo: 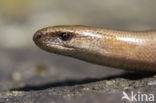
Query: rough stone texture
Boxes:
[{"xmin": 0, "ymin": 48, "xmax": 156, "ymax": 103}]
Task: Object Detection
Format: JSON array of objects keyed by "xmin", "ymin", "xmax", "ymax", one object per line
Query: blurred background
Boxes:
[{"xmin": 0, "ymin": 0, "xmax": 156, "ymax": 91}]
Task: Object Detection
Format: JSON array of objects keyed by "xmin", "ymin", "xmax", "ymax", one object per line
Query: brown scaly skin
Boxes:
[{"xmin": 33, "ymin": 25, "xmax": 156, "ymax": 73}]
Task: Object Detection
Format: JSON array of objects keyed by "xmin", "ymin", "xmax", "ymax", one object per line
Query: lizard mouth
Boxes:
[{"xmin": 36, "ymin": 42, "xmax": 75, "ymax": 53}]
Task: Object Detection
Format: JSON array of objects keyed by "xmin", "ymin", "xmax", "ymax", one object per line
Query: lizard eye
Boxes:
[{"xmin": 58, "ymin": 32, "xmax": 72, "ymax": 41}]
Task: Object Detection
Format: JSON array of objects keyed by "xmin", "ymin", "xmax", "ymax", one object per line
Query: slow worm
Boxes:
[{"xmin": 33, "ymin": 25, "xmax": 156, "ymax": 73}]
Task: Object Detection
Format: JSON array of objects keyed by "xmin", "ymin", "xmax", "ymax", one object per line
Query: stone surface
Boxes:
[{"xmin": 0, "ymin": 48, "xmax": 156, "ymax": 103}]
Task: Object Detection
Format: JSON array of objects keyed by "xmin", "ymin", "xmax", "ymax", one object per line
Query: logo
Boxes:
[{"xmin": 121, "ymin": 91, "xmax": 154, "ymax": 102}]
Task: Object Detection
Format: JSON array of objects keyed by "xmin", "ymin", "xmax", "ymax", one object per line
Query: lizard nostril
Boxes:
[
  {"xmin": 37, "ymin": 34, "xmax": 42, "ymax": 39},
  {"xmin": 33, "ymin": 32, "xmax": 42, "ymax": 41}
]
